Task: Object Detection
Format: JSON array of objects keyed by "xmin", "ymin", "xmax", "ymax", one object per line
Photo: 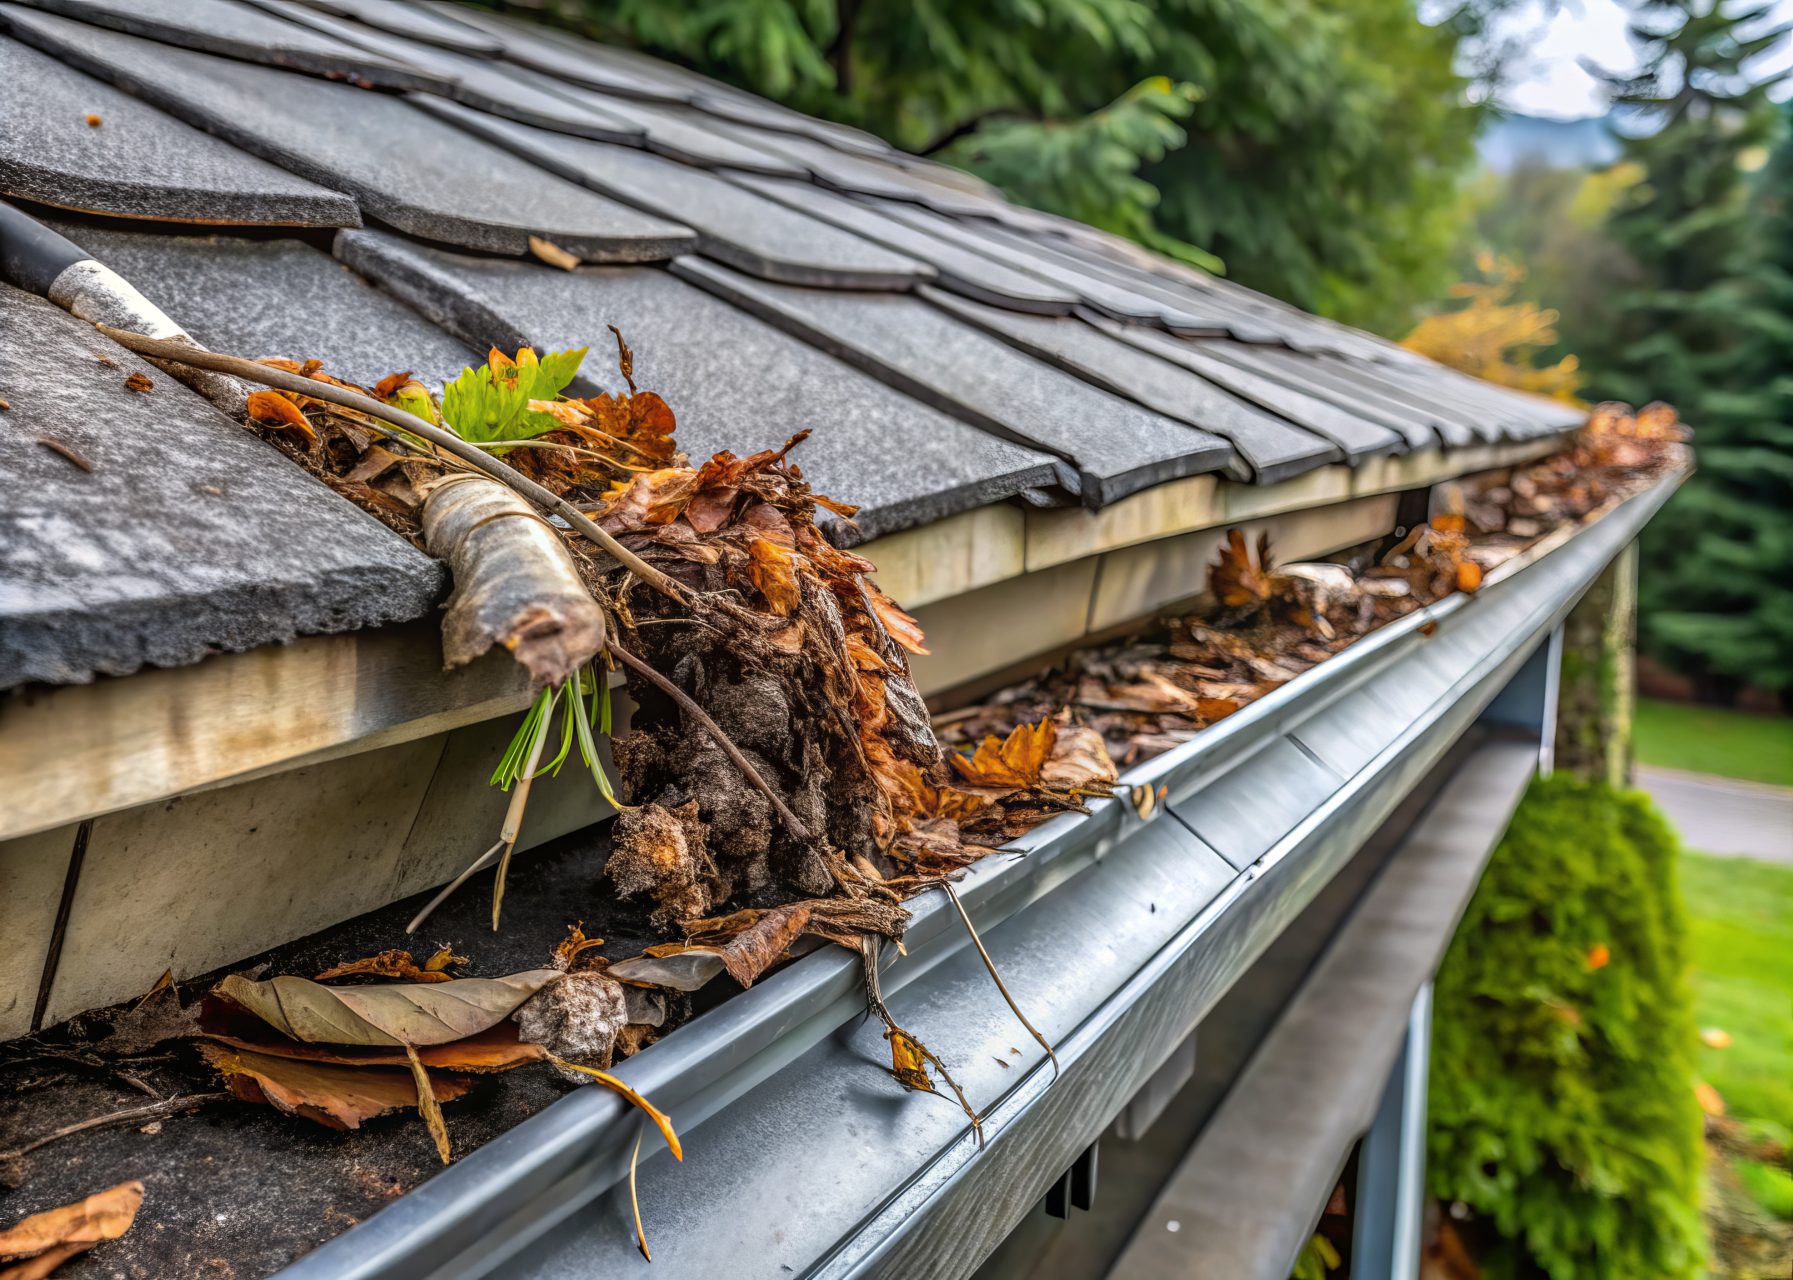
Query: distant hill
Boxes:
[{"xmin": 1477, "ymin": 112, "xmax": 1622, "ymax": 173}]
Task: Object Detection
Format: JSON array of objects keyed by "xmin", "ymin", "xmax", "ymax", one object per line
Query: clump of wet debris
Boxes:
[{"xmin": 0, "ymin": 321, "xmax": 1688, "ymax": 1274}]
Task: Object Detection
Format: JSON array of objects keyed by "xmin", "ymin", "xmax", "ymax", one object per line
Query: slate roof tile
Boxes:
[
  {"xmin": 415, "ymin": 98, "xmax": 932, "ymax": 290},
  {"xmin": 261, "ymin": 0, "xmax": 504, "ymax": 56},
  {"xmin": 0, "ymin": 4, "xmax": 698, "ymax": 262},
  {"xmin": 675, "ymin": 256, "xmax": 1236, "ymax": 506},
  {"xmin": 1090, "ymin": 320, "xmax": 1406, "ymax": 462},
  {"xmin": 11, "ymin": 0, "xmax": 450, "ymax": 92},
  {"xmin": 45, "ymin": 219, "xmax": 481, "ymax": 390},
  {"xmin": 335, "ymin": 231, "xmax": 1063, "ymax": 538},
  {"xmin": 1214, "ymin": 345, "xmax": 1476, "ymax": 450},
  {"xmin": 0, "ymin": 285, "xmax": 444, "ymax": 690},
  {"xmin": 733, "ymin": 176, "xmax": 1077, "ymax": 313},
  {"xmin": 920, "ymin": 288, "xmax": 1338, "ymax": 484},
  {"xmin": 0, "ymin": 35, "xmax": 359, "ymax": 227}
]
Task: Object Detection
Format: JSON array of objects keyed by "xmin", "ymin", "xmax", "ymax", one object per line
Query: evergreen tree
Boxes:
[
  {"xmin": 512, "ymin": 0, "xmax": 1488, "ymax": 335},
  {"xmin": 1588, "ymin": 2, "xmax": 1790, "ymax": 699}
]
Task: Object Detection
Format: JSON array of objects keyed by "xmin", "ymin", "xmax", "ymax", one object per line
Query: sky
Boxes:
[{"xmin": 1479, "ymin": 0, "xmax": 1793, "ymax": 119}]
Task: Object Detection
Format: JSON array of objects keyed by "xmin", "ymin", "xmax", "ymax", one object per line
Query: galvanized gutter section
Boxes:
[{"xmin": 278, "ymin": 470, "xmax": 1683, "ymax": 1280}]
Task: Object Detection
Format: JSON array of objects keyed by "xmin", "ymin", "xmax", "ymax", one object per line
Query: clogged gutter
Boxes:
[{"xmin": 0, "ymin": 331, "xmax": 1688, "ymax": 1271}]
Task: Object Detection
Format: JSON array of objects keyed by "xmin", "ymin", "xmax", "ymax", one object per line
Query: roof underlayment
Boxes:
[{"xmin": 0, "ymin": 0, "xmax": 1584, "ymax": 690}]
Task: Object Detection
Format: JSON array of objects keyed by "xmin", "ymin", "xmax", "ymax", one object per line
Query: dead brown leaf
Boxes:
[
  {"xmin": 198, "ymin": 1043, "xmax": 471, "ymax": 1132},
  {"xmin": 122, "ymin": 370, "xmax": 152, "ymax": 394},
  {"xmin": 0, "ymin": 1181, "xmax": 142, "ymax": 1278},
  {"xmin": 314, "ymin": 949, "xmax": 457, "ymax": 984},
  {"xmin": 210, "ymin": 969, "xmax": 558, "ymax": 1047},
  {"xmin": 748, "ymin": 538, "xmax": 803, "ymax": 616},
  {"xmin": 245, "ymin": 390, "xmax": 316, "ymax": 441}
]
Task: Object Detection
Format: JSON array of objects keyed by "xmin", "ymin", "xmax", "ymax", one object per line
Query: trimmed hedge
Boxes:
[{"xmin": 1428, "ymin": 773, "xmax": 1705, "ymax": 1278}]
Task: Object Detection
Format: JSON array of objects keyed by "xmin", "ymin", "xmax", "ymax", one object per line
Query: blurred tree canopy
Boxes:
[
  {"xmin": 1586, "ymin": 1, "xmax": 1791, "ymax": 697},
  {"xmin": 504, "ymin": 0, "xmax": 1491, "ymax": 334}
]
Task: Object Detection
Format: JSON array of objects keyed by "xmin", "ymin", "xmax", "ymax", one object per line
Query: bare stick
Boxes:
[
  {"xmin": 934, "ymin": 879, "xmax": 1059, "ymax": 1077},
  {"xmin": 607, "ymin": 639, "xmax": 811, "ymax": 840},
  {"xmin": 93, "ymin": 325, "xmax": 685, "ymax": 602},
  {"xmin": 406, "ymin": 839, "xmax": 503, "ymax": 935},
  {"xmin": 0, "ymin": 1092, "xmax": 227, "ymax": 1162}
]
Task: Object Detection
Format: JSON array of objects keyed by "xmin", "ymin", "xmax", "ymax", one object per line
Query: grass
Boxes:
[
  {"xmin": 1634, "ymin": 699, "xmax": 1793, "ymax": 788},
  {"xmin": 1680, "ymin": 851, "xmax": 1793, "ymax": 1125}
]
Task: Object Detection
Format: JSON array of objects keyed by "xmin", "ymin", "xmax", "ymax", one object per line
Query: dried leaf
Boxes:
[
  {"xmin": 122, "ymin": 370, "xmax": 153, "ymax": 394},
  {"xmin": 0, "ymin": 1181, "xmax": 142, "ymax": 1276},
  {"xmin": 202, "ymin": 1024, "xmax": 547, "ymax": 1073},
  {"xmin": 315, "ymin": 949, "xmax": 456, "ymax": 984},
  {"xmin": 199, "ymin": 1043, "xmax": 471, "ymax": 1132},
  {"xmin": 547, "ymin": 1055, "xmax": 682, "ymax": 1161},
  {"xmin": 716, "ymin": 902, "xmax": 813, "ymax": 988},
  {"xmin": 950, "ymin": 717, "xmax": 1056, "ymax": 789},
  {"xmin": 607, "ymin": 949, "xmax": 725, "ymax": 993},
  {"xmin": 211, "ymin": 969, "xmax": 558, "ymax": 1047},
  {"xmin": 1694, "ymin": 1081, "xmax": 1726, "ymax": 1116},
  {"xmin": 245, "ymin": 389, "xmax": 316, "ymax": 441},
  {"xmin": 1041, "ymin": 720, "xmax": 1118, "ymax": 791},
  {"xmin": 887, "ymin": 1026, "xmax": 935, "ymax": 1093},
  {"xmin": 1700, "ymin": 1027, "xmax": 1732, "ymax": 1049},
  {"xmin": 748, "ymin": 538, "xmax": 803, "ymax": 616},
  {"xmin": 552, "ymin": 924, "xmax": 606, "ymax": 969},
  {"xmin": 863, "ymin": 579, "xmax": 929, "ymax": 656},
  {"xmin": 1210, "ymin": 528, "xmax": 1273, "ymax": 608},
  {"xmin": 372, "ymin": 370, "xmax": 413, "ymax": 399}
]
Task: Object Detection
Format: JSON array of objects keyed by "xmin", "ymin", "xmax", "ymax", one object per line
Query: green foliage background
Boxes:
[
  {"xmin": 501, "ymin": 0, "xmax": 1486, "ymax": 335},
  {"xmin": 1429, "ymin": 773, "xmax": 1705, "ymax": 1279}
]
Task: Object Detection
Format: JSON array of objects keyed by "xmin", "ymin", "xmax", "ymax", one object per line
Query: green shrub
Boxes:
[
  {"xmin": 1736, "ymin": 1159, "xmax": 1793, "ymax": 1222},
  {"xmin": 1428, "ymin": 773, "xmax": 1705, "ymax": 1278}
]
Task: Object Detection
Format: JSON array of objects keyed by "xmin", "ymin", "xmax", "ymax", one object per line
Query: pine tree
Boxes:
[{"xmin": 1588, "ymin": 1, "xmax": 1791, "ymax": 699}]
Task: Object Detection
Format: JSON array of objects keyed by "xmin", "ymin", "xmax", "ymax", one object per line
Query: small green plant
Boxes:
[
  {"xmin": 1289, "ymin": 1232, "xmax": 1340, "ymax": 1280},
  {"xmin": 439, "ymin": 345, "xmax": 588, "ymax": 452},
  {"xmin": 1429, "ymin": 773, "xmax": 1705, "ymax": 1279}
]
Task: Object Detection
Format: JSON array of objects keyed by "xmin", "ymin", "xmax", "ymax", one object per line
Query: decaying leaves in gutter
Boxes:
[{"xmin": 35, "ymin": 321, "xmax": 1687, "ymax": 1263}]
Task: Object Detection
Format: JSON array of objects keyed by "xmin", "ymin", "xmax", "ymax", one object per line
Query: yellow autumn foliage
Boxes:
[{"xmin": 1402, "ymin": 253, "xmax": 1583, "ymax": 404}]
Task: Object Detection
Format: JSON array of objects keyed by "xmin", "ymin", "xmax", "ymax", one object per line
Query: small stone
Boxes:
[
  {"xmin": 84, "ymin": 112, "xmax": 101, "ymax": 127},
  {"xmin": 515, "ymin": 970, "xmax": 629, "ymax": 1081}
]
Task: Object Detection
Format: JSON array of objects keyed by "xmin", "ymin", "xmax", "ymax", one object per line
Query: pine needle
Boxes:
[{"xmin": 629, "ymin": 1123, "xmax": 651, "ymax": 1261}]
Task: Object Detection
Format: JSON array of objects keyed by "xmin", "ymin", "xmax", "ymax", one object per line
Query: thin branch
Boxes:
[
  {"xmin": 934, "ymin": 879, "xmax": 1059, "ymax": 1078},
  {"xmin": 607, "ymin": 639, "xmax": 811, "ymax": 840},
  {"xmin": 93, "ymin": 325, "xmax": 685, "ymax": 602},
  {"xmin": 0, "ymin": 1092, "xmax": 227, "ymax": 1162}
]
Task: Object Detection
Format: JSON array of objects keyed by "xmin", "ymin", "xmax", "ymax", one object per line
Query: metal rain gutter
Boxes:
[{"xmin": 277, "ymin": 469, "xmax": 1684, "ymax": 1280}]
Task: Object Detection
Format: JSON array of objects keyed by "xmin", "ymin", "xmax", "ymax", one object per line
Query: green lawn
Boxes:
[
  {"xmin": 1635, "ymin": 699, "xmax": 1793, "ymax": 788},
  {"xmin": 1680, "ymin": 852, "xmax": 1793, "ymax": 1128}
]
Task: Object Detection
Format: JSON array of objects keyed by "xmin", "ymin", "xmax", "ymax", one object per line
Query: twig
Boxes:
[
  {"xmin": 607, "ymin": 639, "xmax": 811, "ymax": 840},
  {"xmin": 933, "ymin": 879, "xmax": 1059, "ymax": 1078},
  {"xmin": 0, "ymin": 1092, "xmax": 227, "ymax": 1162},
  {"xmin": 93, "ymin": 325, "xmax": 685, "ymax": 602}
]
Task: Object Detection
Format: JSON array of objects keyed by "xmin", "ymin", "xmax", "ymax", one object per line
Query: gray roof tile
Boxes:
[
  {"xmin": 733, "ymin": 176, "xmax": 1078, "ymax": 314},
  {"xmin": 10, "ymin": 0, "xmax": 451, "ymax": 92},
  {"xmin": 544, "ymin": 89, "xmax": 809, "ymax": 176},
  {"xmin": 0, "ymin": 284, "xmax": 443, "ymax": 690},
  {"xmin": 1, "ymin": 5, "xmax": 698, "ymax": 262},
  {"xmin": 675, "ymin": 256, "xmax": 1236, "ymax": 506},
  {"xmin": 921, "ymin": 289, "xmax": 1337, "ymax": 484},
  {"xmin": 335, "ymin": 230, "xmax": 1063, "ymax": 538},
  {"xmin": 0, "ymin": 35, "xmax": 359, "ymax": 227},
  {"xmin": 266, "ymin": 0, "xmax": 504, "ymax": 56},
  {"xmin": 1092, "ymin": 321, "xmax": 1406, "ymax": 462},
  {"xmin": 415, "ymin": 98, "xmax": 932, "ymax": 290},
  {"xmin": 1207, "ymin": 345, "xmax": 1473, "ymax": 450},
  {"xmin": 45, "ymin": 219, "xmax": 480, "ymax": 389}
]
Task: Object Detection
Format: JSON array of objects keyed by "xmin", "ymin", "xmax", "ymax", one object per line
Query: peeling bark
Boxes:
[{"xmin": 421, "ymin": 474, "xmax": 606, "ymax": 689}]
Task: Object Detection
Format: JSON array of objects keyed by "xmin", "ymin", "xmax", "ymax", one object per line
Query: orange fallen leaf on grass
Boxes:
[
  {"xmin": 1700, "ymin": 1028, "xmax": 1733, "ymax": 1049},
  {"xmin": 0, "ymin": 1180, "xmax": 142, "ymax": 1279},
  {"xmin": 1586, "ymin": 943, "xmax": 1610, "ymax": 970},
  {"xmin": 245, "ymin": 389, "xmax": 317, "ymax": 442},
  {"xmin": 1694, "ymin": 1081, "xmax": 1726, "ymax": 1116}
]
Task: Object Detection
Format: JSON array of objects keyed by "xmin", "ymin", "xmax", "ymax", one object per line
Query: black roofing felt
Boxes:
[
  {"xmin": 0, "ymin": 4, "xmax": 698, "ymax": 262},
  {"xmin": 676, "ymin": 256, "xmax": 1235, "ymax": 506},
  {"xmin": 0, "ymin": 285, "xmax": 444, "ymax": 691},
  {"xmin": 0, "ymin": 0, "xmax": 1585, "ymax": 686},
  {"xmin": 337, "ymin": 231, "xmax": 1063, "ymax": 538},
  {"xmin": 45, "ymin": 220, "xmax": 482, "ymax": 390},
  {"xmin": 0, "ymin": 35, "xmax": 359, "ymax": 228}
]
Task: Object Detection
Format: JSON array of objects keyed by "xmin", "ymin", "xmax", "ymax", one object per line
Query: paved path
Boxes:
[{"xmin": 1637, "ymin": 766, "xmax": 1793, "ymax": 865}]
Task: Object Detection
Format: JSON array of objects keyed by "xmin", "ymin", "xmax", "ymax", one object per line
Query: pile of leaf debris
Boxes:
[
  {"xmin": 938, "ymin": 402, "xmax": 1689, "ymax": 768},
  {"xmin": 0, "ymin": 321, "xmax": 1687, "ymax": 1271}
]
